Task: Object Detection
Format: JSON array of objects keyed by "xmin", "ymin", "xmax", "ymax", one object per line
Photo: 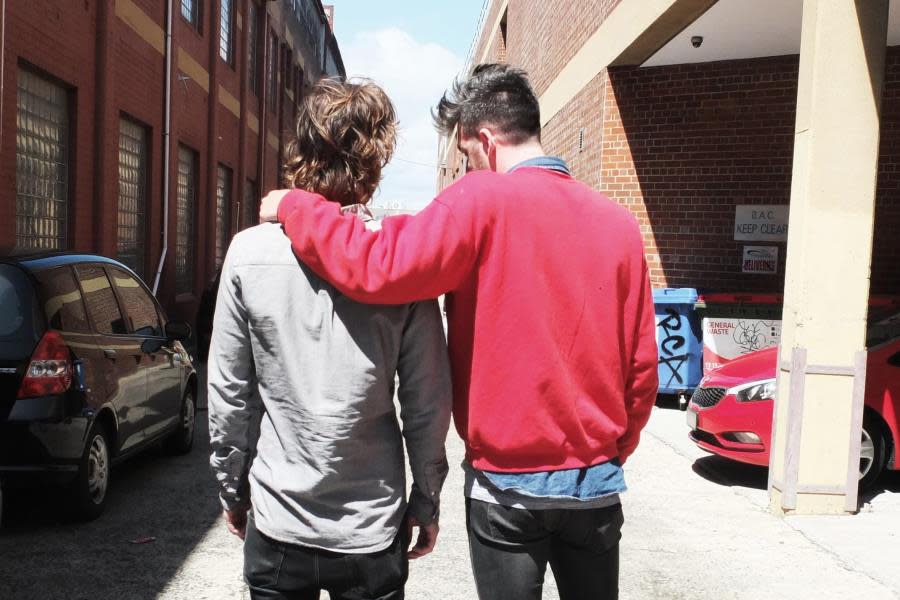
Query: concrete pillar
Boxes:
[{"xmin": 769, "ymin": 0, "xmax": 888, "ymax": 515}]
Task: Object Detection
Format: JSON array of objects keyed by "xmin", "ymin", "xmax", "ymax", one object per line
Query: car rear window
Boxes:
[{"xmin": 0, "ymin": 264, "xmax": 41, "ymax": 360}]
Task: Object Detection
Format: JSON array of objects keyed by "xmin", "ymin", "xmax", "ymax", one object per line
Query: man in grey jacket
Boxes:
[{"xmin": 207, "ymin": 80, "xmax": 452, "ymax": 600}]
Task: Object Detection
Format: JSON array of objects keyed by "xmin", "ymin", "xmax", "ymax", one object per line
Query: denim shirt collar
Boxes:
[{"xmin": 508, "ymin": 156, "xmax": 571, "ymax": 176}]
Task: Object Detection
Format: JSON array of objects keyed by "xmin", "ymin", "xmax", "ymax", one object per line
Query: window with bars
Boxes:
[
  {"xmin": 176, "ymin": 146, "xmax": 197, "ymax": 295},
  {"xmin": 285, "ymin": 48, "xmax": 293, "ymax": 91},
  {"xmin": 15, "ymin": 67, "xmax": 70, "ymax": 251},
  {"xmin": 117, "ymin": 117, "xmax": 148, "ymax": 278},
  {"xmin": 181, "ymin": 0, "xmax": 200, "ymax": 28},
  {"xmin": 242, "ymin": 179, "xmax": 257, "ymax": 230},
  {"xmin": 267, "ymin": 32, "xmax": 278, "ymax": 112},
  {"xmin": 215, "ymin": 165, "xmax": 232, "ymax": 268},
  {"xmin": 219, "ymin": 0, "xmax": 233, "ymax": 64},
  {"xmin": 248, "ymin": 2, "xmax": 259, "ymax": 94}
]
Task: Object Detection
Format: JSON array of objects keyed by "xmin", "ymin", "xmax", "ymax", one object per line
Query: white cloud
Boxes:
[{"xmin": 341, "ymin": 28, "xmax": 464, "ymax": 210}]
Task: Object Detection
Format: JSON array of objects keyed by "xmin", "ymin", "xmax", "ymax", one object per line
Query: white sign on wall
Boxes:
[
  {"xmin": 742, "ymin": 246, "xmax": 779, "ymax": 274},
  {"xmin": 734, "ymin": 205, "xmax": 789, "ymax": 242}
]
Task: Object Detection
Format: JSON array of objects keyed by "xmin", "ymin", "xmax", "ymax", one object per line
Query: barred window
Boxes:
[
  {"xmin": 117, "ymin": 117, "xmax": 148, "ymax": 278},
  {"xmin": 242, "ymin": 179, "xmax": 257, "ymax": 230},
  {"xmin": 267, "ymin": 32, "xmax": 277, "ymax": 112},
  {"xmin": 176, "ymin": 146, "xmax": 197, "ymax": 295},
  {"xmin": 248, "ymin": 2, "xmax": 259, "ymax": 94},
  {"xmin": 216, "ymin": 165, "xmax": 232, "ymax": 268},
  {"xmin": 15, "ymin": 67, "xmax": 69, "ymax": 251},
  {"xmin": 181, "ymin": 0, "xmax": 200, "ymax": 28},
  {"xmin": 219, "ymin": 0, "xmax": 233, "ymax": 64}
]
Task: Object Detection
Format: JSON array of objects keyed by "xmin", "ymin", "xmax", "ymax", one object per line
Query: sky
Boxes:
[{"xmin": 330, "ymin": 0, "xmax": 486, "ymax": 209}]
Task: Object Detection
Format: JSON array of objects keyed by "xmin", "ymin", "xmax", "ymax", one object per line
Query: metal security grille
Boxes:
[
  {"xmin": 691, "ymin": 387, "xmax": 727, "ymax": 409},
  {"xmin": 248, "ymin": 3, "xmax": 259, "ymax": 94},
  {"xmin": 242, "ymin": 179, "xmax": 257, "ymax": 230},
  {"xmin": 181, "ymin": 0, "xmax": 199, "ymax": 26},
  {"xmin": 15, "ymin": 68, "xmax": 69, "ymax": 251},
  {"xmin": 219, "ymin": 0, "xmax": 233, "ymax": 64},
  {"xmin": 216, "ymin": 165, "xmax": 232, "ymax": 268},
  {"xmin": 117, "ymin": 117, "xmax": 148, "ymax": 277},
  {"xmin": 176, "ymin": 146, "xmax": 197, "ymax": 295}
]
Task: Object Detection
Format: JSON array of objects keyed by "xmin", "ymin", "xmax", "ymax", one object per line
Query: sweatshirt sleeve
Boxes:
[
  {"xmin": 396, "ymin": 300, "xmax": 452, "ymax": 525},
  {"xmin": 276, "ymin": 184, "xmax": 481, "ymax": 305},
  {"xmin": 617, "ymin": 248, "xmax": 660, "ymax": 464}
]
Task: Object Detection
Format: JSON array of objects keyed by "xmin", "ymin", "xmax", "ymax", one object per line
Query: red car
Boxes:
[{"xmin": 687, "ymin": 310, "xmax": 900, "ymax": 489}]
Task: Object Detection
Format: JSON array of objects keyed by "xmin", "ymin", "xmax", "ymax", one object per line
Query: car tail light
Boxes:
[{"xmin": 17, "ymin": 331, "xmax": 73, "ymax": 399}]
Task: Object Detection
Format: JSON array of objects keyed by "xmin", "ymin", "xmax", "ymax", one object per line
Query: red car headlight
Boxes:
[{"xmin": 728, "ymin": 379, "xmax": 777, "ymax": 402}]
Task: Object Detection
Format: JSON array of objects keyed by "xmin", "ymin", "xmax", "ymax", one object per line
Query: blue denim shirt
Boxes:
[{"xmin": 475, "ymin": 156, "xmax": 627, "ymax": 503}]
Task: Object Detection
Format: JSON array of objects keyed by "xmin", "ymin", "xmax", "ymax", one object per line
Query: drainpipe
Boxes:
[{"xmin": 153, "ymin": 0, "xmax": 175, "ymax": 295}]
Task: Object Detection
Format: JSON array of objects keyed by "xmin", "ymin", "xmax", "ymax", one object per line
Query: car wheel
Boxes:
[
  {"xmin": 165, "ymin": 390, "xmax": 195, "ymax": 455},
  {"xmin": 859, "ymin": 415, "xmax": 887, "ymax": 491},
  {"xmin": 69, "ymin": 421, "xmax": 111, "ymax": 521}
]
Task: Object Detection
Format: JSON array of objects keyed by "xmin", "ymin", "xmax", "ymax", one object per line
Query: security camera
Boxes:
[{"xmin": 691, "ymin": 36, "xmax": 704, "ymax": 48}]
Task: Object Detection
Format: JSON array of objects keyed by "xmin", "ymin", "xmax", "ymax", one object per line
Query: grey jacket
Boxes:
[{"xmin": 207, "ymin": 216, "xmax": 452, "ymax": 553}]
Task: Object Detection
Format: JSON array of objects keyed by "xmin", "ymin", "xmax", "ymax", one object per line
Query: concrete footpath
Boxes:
[
  {"xmin": 4, "ymin": 404, "xmax": 897, "ymax": 599},
  {"xmin": 159, "ymin": 405, "xmax": 900, "ymax": 599}
]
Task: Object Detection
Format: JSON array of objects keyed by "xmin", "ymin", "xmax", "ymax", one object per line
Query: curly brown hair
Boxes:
[{"xmin": 283, "ymin": 78, "xmax": 397, "ymax": 206}]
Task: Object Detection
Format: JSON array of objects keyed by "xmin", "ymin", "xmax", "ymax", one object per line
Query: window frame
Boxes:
[
  {"xmin": 116, "ymin": 114, "xmax": 150, "ymax": 279},
  {"xmin": 15, "ymin": 64, "xmax": 73, "ymax": 252},
  {"xmin": 215, "ymin": 164, "xmax": 233, "ymax": 269},
  {"xmin": 248, "ymin": 2, "xmax": 260, "ymax": 95},
  {"xmin": 175, "ymin": 145, "xmax": 198, "ymax": 297},
  {"xmin": 181, "ymin": 0, "xmax": 202, "ymax": 31},
  {"xmin": 219, "ymin": 0, "xmax": 235, "ymax": 66}
]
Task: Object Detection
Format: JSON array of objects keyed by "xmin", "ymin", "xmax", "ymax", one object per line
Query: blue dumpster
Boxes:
[{"xmin": 653, "ymin": 288, "xmax": 702, "ymax": 396}]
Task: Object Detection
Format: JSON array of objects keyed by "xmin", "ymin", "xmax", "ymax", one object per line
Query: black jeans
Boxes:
[
  {"xmin": 243, "ymin": 515, "xmax": 408, "ymax": 600},
  {"xmin": 466, "ymin": 498, "xmax": 623, "ymax": 600}
]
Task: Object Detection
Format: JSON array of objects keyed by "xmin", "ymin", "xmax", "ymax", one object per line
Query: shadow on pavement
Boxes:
[
  {"xmin": 692, "ymin": 454, "xmax": 768, "ymax": 490},
  {"xmin": 0, "ymin": 410, "xmax": 222, "ymax": 600},
  {"xmin": 692, "ymin": 454, "xmax": 900, "ymax": 505}
]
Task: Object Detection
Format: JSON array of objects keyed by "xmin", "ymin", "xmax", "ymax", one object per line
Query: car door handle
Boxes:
[{"xmin": 103, "ymin": 349, "xmax": 117, "ymax": 360}]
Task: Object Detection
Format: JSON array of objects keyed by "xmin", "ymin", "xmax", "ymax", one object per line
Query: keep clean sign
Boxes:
[{"xmin": 734, "ymin": 205, "xmax": 789, "ymax": 242}]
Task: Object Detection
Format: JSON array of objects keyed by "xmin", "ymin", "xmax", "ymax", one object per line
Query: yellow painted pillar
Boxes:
[{"xmin": 769, "ymin": 0, "xmax": 888, "ymax": 515}]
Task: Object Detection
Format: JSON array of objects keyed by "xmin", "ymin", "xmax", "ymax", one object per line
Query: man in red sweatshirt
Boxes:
[{"xmin": 260, "ymin": 64, "xmax": 658, "ymax": 600}]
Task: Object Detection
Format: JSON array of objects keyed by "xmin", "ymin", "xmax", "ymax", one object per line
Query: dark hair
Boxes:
[
  {"xmin": 283, "ymin": 78, "xmax": 396, "ymax": 206},
  {"xmin": 433, "ymin": 63, "xmax": 541, "ymax": 144}
]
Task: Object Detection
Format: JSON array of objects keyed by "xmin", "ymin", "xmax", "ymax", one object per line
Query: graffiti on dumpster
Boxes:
[
  {"xmin": 657, "ymin": 308, "xmax": 688, "ymax": 387},
  {"xmin": 733, "ymin": 319, "xmax": 777, "ymax": 354}
]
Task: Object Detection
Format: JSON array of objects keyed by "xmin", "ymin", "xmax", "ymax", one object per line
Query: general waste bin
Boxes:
[
  {"xmin": 694, "ymin": 293, "xmax": 783, "ymax": 375},
  {"xmin": 653, "ymin": 288, "xmax": 703, "ymax": 397}
]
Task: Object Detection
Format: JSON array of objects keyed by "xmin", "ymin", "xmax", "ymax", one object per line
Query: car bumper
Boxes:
[
  {"xmin": 0, "ymin": 396, "xmax": 89, "ymax": 475},
  {"xmin": 687, "ymin": 394, "xmax": 774, "ymax": 467}
]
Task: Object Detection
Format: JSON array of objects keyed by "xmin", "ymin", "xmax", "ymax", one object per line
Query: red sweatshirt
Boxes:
[{"xmin": 277, "ymin": 167, "xmax": 659, "ymax": 472}]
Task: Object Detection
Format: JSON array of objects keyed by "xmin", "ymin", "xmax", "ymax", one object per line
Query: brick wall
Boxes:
[
  {"xmin": 442, "ymin": 1, "xmax": 899, "ymax": 297},
  {"xmin": 2, "ymin": 0, "xmax": 341, "ymax": 324},
  {"xmin": 602, "ymin": 55, "xmax": 799, "ymax": 293}
]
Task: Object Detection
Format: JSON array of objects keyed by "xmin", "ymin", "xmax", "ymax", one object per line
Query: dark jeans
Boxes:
[
  {"xmin": 466, "ymin": 498, "xmax": 624, "ymax": 600},
  {"xmin": 243, "ymin": 515, "xmax": 408, "ymax": 600}
]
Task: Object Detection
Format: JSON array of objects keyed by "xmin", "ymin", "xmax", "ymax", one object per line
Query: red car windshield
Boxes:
[{"xmin": 867, "ymin": 309, "xmax": 900, "ymax": 348}]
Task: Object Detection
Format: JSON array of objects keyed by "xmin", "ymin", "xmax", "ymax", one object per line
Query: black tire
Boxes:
[
  {"xmin": 859, "ymin": 414, "xmax": 887, "ymax": 491},
  {"xmin": 69, "ymin": 421, "xmax": 111, "ymax": 521},
  {"xmin": 165, "ymin": 390, "xmax": 196, "ymax": 455}
]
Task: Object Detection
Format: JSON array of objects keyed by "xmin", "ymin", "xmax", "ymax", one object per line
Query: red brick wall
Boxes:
[
  {"xmin": 505, "ymin": 0, "xmax": 621, "ymax": 96},
  {"xmin": 2, "ymin": 0, "xmax": 339, "ymax": 324},
  {"xmin": 602, "ymin": 55, "xmax": 799, "ymax": 293}
]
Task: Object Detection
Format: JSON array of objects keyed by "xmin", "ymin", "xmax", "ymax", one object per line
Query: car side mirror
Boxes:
[
  {"xmin": 889, "ymin": 351, "xmax": 900, "ymax": 368},
  {"xmin": 165, "ymin": 321, "xmax": 192, "ymax": 342}
]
